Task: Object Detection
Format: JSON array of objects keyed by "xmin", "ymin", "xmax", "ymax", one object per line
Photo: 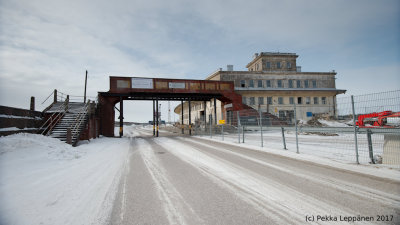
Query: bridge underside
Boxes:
[{"xmin": 98, "ymin": 92, "xmax": 227, "ymax": 137}]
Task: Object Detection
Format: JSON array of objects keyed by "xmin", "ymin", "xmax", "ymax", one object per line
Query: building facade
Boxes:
[{"xmin": 175, "ymin": 52, "xmax": 346, "ymax": 125}]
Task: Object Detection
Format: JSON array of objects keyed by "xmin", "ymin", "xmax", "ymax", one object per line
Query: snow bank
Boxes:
[
  {"xmin": 318, "ymin": 119, "xmax": 350, "ymax": 127},
  {"xmin": 194, "ymin": 135, "xmax": 400, "ymax": 182},
  {"xmin": 0, "ymin": 133, "xmax": 130, "ymax": 225}
]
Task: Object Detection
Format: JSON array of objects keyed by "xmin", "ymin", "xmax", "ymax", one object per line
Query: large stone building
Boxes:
[{"xmin": 175, "ymin": 52, "xmax": 346, "ymax": 125}]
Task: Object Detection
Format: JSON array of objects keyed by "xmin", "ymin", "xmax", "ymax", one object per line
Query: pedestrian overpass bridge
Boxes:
[{"xmin": 98, "ymin": 76, "xmax": 249, "ymax": 137}]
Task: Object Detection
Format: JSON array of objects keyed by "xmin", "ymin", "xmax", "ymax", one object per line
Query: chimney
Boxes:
[{"xmin": 227, "ymin": 65, "xmax": 233, "ymax": 71}]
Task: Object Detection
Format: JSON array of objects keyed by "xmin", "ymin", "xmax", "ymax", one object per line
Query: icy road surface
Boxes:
[{"xmin": 110, "ymin": 127, "xmax": 400, "ymax": 225}]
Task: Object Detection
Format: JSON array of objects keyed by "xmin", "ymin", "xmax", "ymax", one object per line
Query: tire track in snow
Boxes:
[
  {"xmin": 115, "ymin": 138, "xmax": 134, "ymax": 225},
  {"xmin": 154, "ymin": 137, "xmax": 367, "ymax": 225},
  {"xmin": 182, "ymin": 137, "xmax": 400, "ymax": 209},
  {"xmin": 137, "ymin": 138, "xmax": 204, "ymax": 225}
]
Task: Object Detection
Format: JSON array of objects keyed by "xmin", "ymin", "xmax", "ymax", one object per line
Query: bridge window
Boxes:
[
  {"xmin": 240, "ymin": 80, "xmax": 246, "ymax": 88},
  {"xmin": 116, "ymin": 80, "xmax": 130, "ymax": 89},
  {"xmin": 205, "ymin": 83, "xmax": 215, "ymax": 90},
  {"xmin": 220, "ymin": 83, "xmax": 230, "ymax": 90},
  {"xmin": 190, "ymin": 83, "xmax": 201, "ymax": 90}
]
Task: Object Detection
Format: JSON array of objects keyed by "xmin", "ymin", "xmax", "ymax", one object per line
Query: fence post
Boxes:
[
  {"xmin": 294, "ymin": 103, "xmax": 299, "ymax": 154},
  {"xmin": 281, "ymin": 127, "xmax": 287, "ymax": 150},
  {"xmin": 237, "ymin": 111, "xmax": 241, "ymax": 143},
  {"xmin": 367, "ymin": 129, "xmax": 375, "ymax": 164},
  {"xmin": 351, "ymin": 95, "xmax": 360, "ymax": 164},
  {"xmin": 259, "ymin": 106, "xmax": 263, "ymax": 147},
  {"xmin": 30, "ymin": 96, "xmax": 35, "ymax": 111},
  {"xmin": 209, "ymin": 115, "xmax": 212, "ymax": 139},
  {"xmin": 54, "ymin": 89, "xmax": 57, "ymax": 103},
  {"xmin": 66, "ymin": 128, "xmax": 72, "ymax": 144},
  {"xmin": 242, "ymin": 125, "xmax": 245, "ymax": 143}
]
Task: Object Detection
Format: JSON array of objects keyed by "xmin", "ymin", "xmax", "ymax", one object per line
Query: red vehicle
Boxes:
[{"xmin": 356, "ymin": 111, "xmax": 400, "ymax": 128}]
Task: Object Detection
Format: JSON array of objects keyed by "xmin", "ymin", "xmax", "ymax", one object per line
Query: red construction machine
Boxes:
[{"xmin": 356, "ymin": 111, "xmax": 400, "ymax": 128}]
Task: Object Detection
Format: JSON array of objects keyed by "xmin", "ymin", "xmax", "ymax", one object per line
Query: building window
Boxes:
[
  {"xmin": 287, "ymin": 62, "xmax": 291, "ymax": 69},
  {"xmin": 306, "ymin": 97, "xmax": 311, "ymax": 104},
  {"xmin": 312, "ymin": 80, "xmax": 317, "ymax": 88},
  {"xmin": 240, "ymin": 80, "xmax": 246, "ymax": 87},
  {"xmin": 257, "ymin": 80, "xmax": 263, "ymax": 88},
  {"xmin": 277, "ymin": 80, "xmax": 282, "ymax": 88},
  {"xmin": 278, "ymin": 97, "xmax": 284, "ymax": 105},
  {"xmin": 266, "ymin": 80, "xmax": 271, "ymax": 87},
  {"xmin": 296, "ymin": 80, "xmax": 301, "ymax": 88},
  {"xmin": 258, "ymin": 97, "xmax": 264, "ymax": 105},
  {"xmin": 250, "ymin": 97, "xmax": 255, "ymax": 105},
  {"xmin": 297, "ymin": 97, "xmax": 302, "ymax": 104},
  {"xmin": 256, "ymin": 64, "xmax": 259, "ymax": 71},
  {"xmin": 267, "ymin": 97, "xmax": 272, "ymax": 104},
  {"xmin": 289, "ymin": 97, "xmax": 294, "ymax": 104},
  {"xmin": 289, "ymin": 80, "xmax": 293, "ymax": 88},
  {"xmin": 277, "ymin": 62, "xmax": 281, "ymax": 69},
  {"xmin": 304, "ymin": 80, "xmax": 309, "ymax": 88},
  {"xmin": 266, "ymin": 62, "xmax": 271, "ymax": 69},
  {"xmin": 322, "ymin": 97, "xmax": 327, "ymax": 104},
  {"xmin": 313, "ymin": 97, "xmax": 319, "ymax": 104},
  {"xmin": 249, "ymin": 80, "xmax": 254, "ymax": 88},
  {"xmin": 242, "ymin": 96, "xmax": 247, "ymax": 104}
]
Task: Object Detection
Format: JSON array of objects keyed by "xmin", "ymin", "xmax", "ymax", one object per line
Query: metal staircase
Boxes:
[{"xmin": 40, "ymin": 101, "xmax": 90, "ymax": 146}]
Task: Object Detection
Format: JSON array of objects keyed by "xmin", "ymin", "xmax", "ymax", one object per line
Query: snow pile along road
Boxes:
[{"xmin": 0, "ymin": 133, "xmax": 130, "ymax": 225}]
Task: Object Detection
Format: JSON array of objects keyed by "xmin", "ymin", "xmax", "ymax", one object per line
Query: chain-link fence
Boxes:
[{"xmin": 187, "ymin": 90, "xmax": 400, "ymax": 167}]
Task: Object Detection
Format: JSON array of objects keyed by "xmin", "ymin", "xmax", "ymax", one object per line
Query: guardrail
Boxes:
[{"xmin": 39, "ymin": 98, "xmax": 69, "ymax": 135}]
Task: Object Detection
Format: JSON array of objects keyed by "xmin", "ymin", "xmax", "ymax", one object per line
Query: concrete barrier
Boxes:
[{"xmin": 383, "ymin": 134, "xmax": 400, "ymax": 165}]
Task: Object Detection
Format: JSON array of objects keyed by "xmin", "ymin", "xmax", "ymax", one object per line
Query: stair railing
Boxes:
[
  {"xmin": 39, "ymin": 98, "xmax": 69, "ymax": 135},
  {"xmin": 69, "ymin": 101, "xmax": 90, "ymax": 145}
]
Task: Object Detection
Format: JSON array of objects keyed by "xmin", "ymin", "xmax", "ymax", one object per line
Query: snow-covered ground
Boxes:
[
  {"xmin": 204, "ymin": 129, "xmax": 384, "ymax": 164},
  {"xmin": 0, "ymin": 125, "xmax": 399, "ymax": 225},
  {"xmin": 0, "ymin": 133, "xmax": 130, "ymax": 225}
]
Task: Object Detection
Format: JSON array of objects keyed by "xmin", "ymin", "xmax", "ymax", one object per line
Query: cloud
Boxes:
[{"xmin": 0, "ymin": 0, "xmax": 399, "ymax": 122}]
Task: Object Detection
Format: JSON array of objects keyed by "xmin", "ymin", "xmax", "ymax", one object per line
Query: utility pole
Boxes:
[{"xmin": 84, "ymin": 70, "xmax": 88, "ymax": 103}]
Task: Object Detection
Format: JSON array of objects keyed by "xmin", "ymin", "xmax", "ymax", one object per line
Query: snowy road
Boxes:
[{"xmin": 110, "ymin": 127, "xmax": 400, "ymax": 225}]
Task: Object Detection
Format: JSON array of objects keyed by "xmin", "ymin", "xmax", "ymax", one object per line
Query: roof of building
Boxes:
[
  {"xmin": 205, "ymin": 70, "xmax": 337, "ymax": 81},
  {"xmin": 246, "ymin": 52, "xmax": 299, "ymax": 68}
]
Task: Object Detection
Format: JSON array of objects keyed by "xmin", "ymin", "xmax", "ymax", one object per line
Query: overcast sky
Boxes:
[{"xmin": 1, "ymin": 0, "xmax": 399, "ymax": 122}]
